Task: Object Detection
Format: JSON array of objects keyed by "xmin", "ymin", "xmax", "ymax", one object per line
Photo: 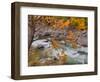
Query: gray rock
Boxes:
[{"xmin": 77, "ymin": 30, "xmax": 88, "ymax": 47}]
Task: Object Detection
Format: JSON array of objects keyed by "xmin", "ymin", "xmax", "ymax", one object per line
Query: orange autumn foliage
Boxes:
[
  {"xmin": 51, "ymin": 38, "xmax": 60, "ymax": 48},
  {"xmin": 66, "ymin": 30, "xmax": 77, "ymax": 48},
  {"xmin": 32, "ymin": 16, "xmax": 87, "ymax": 31},
  {"xmin": 58, "ymin": 51, "xmax": 67, "ymax": 64},
  {"xmin": 70, "ymin": 17, "xmax": 87, "ymax": 30},
  {"xmin": 76, "ymin": 20, "xmax": 86, "ymax": 30},
  {"xmin": 63, "ymin": 20, "xmax": 70, "ymax": 27},
  {"xmin": 66, "ymin": 31, "xmax": 75, "ymax": 41}
]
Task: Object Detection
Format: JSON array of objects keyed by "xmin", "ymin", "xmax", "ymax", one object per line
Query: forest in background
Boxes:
[{"xmin": 28, "ymin": 15, "xmax": 88, "ymax": 66}]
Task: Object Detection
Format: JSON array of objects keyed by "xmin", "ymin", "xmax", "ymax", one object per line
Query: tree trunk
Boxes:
[
  {"xmin": 28, "ymin": 27, "xmax": 34, "ymax": 49},
  {"xmin": 28, "ymin": 15, "xmax": 35, "ymax": 49}
]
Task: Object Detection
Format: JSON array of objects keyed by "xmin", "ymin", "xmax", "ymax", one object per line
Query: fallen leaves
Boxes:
[
  {"xmin": 28, "ymin": 15, "xmax": 88, "ymax": 66},
  {"xmin": 66, "ymin": 30, "xmax": 78, "ymax": 48},
  {"xmin": 58, "ymin": 51, "xmax": 67, "ymax": 64},
  {"xmin": 51, "ymin": 38, "xmax": 60, "ymax": 49}
]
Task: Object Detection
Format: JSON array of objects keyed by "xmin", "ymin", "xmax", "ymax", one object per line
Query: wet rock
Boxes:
[
  {"xmin": 77, "ymin": 30, "xmax": 88, "ymax": 47},
  {"xmin": 31, "ymin": 39, "xmax": 51, "ymax": 49}
]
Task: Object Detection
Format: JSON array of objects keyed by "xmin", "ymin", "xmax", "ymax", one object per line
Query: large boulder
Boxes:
[{"xmin": 77, "ymin": 30, "xmax": 88, "ymax": 47}]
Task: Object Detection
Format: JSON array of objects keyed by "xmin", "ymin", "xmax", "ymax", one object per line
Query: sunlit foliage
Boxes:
[{"xmin": 28, "ymin": 15, "xmax": 88, "ymax": 66}]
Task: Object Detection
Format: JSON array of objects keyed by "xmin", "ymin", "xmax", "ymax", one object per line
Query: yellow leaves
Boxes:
[
  {"xmin": 70, "ymin": 17, "xmax": 87, "ymax": 30},
  {"xmin": 76, "ymin": 18, "xmax": 87, "ymax": 30},
  {"xmin": 28, "ymin": 47, "xmax": 41, "ymax": 66},
  {"xmin": 57, "ymin": 19, "xmax": 64, "ymax": 29},
  {"xmin": 58, "ymin": 51, "xmax": 67, "ymax": 64},
  {"xmin": 28, "ymin": 60, "xmax": 40, "ymax": 66},
  {"xmin": 66, "ymin": 30, "xmax": 77, "ymax": 48},
  {"xmin": 52, "ymin": 19, "xmax": 70, "ymax": 29},
  {"xmin": 58, "ymin": 20, "xmax": 70, "ymax": 29},
  {"xmin": 63, "ymin": 20, "xmax": 70, "ymax": 27},
  {"xmin": 33, "ymin": 16, "xmax": 71, "ymax": 29},
  {"xmin": 30, "ymin": 16, "xmax": 87, "ymax": 31},
  {"xmin": 51, "ymin": 17, "xmax": 87, "ymax": 30}
]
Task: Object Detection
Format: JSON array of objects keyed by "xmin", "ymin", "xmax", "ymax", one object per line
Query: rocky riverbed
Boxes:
[{"xmin": 28, "ymin": 39, "xmax": 88, "ymax": 66}]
